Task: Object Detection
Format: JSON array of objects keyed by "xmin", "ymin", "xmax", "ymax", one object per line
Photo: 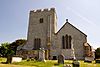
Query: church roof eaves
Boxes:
[{"xmin": 55, "ymin": 21, "xmax": 87, "ymax": 37}]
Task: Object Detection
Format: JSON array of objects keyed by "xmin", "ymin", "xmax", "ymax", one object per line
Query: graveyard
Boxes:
[
  {"xmin": 0, "ymin": 42, "xmax": 100, "ymax": 67},
  {"xmin": 0, "ymin": 57, "xmax": 100, "ymax": 67},
  {"xmin": 1, "ymin": 0, "xmax": 100, "ymax": 67}
]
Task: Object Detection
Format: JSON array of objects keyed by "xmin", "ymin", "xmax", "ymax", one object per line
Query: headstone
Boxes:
[
  {"xmin": 58, "ymin": 54, "xmax": 64, "ymax": 64},
  {"xmin": 84, "ymin": 57, "xmax": 94, "ymax": 63},
  {"xmin": 12, "ymin": 57, "xmax": 22, "ymax": 63},
  {"xmin": 73, "ymin": 60, "xmax": 80, "ymax": 67},
  {"xmin": 64, "ymin": 64, "xmax": 72, "ymax": 67},
  {"xmin": 39, "ymin": 48, "xmax": 46, "ymax": 62},
  {"xmin": 52, "ymin": 56, "xmax": 57, "ymax": 60},
  {"xmin": 96, "ymin": 59, "xmax": 100, "ymax": 63}
]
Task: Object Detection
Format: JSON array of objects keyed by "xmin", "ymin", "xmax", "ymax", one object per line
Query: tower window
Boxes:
[
  {"xmin": 34, "ymin": 38, "xmax": 41, "ymax": 50},
  {"xmin": 40, "ymin": 18, "xmax": 43, "ymax": 23}
]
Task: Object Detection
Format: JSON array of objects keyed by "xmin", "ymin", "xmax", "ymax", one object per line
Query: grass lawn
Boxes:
[
  {"xmin": 80, "ymin": 61, "xmax": 100, "ymax": 67},
  {"xmin": 0, "ymin": 57, "xmax": 100, "ymax": 67}
]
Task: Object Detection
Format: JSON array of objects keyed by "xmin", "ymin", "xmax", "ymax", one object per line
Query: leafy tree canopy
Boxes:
[
  {"xmin": 0, "ymin": 39, "xmax": 26, "ymax": 57},
  {"xmin": 9, "ymin": 39, "xmax": 26, "ymax": 54},
  {"xmin": 0, "ymin": 42, "xmax": 14, "ymax": 57}
]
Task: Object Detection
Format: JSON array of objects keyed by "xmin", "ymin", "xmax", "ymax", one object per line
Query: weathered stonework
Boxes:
[
  {"xmin": 17, "ymin": 8, "xmax": 91, "ymax": 60},
  {"xmin": 22, "ymin": 8, "xmax": 57, "ymax": 50},
  {"xmin": 51, "ymin": 22, "xmax": 87, "ymax": 59}
]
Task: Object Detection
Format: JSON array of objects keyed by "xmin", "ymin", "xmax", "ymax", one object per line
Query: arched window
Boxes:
[
  {"xmin": 34, "ymin": 38, "xmax": 41, "ymax": 50},
  {"xmin": 68, "ymin": 36, "xmax": 72, "ymax": 49},
  {"xmin": 34, "ymin": 39, "xmax": 36, "ymax": 49},
  {"xmin": 62, "ymin": 34, "xmax": 72, "ymax": 49},
  {"xmin": 66, "ymin": 34, "xmax": 68, "ymax": 49},
  {"xmin": 62, "ymin": 36, "xmax": 65, "ymax": 49}
]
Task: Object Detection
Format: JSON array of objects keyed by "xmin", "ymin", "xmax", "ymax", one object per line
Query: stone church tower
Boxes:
[
  {"xmin": 22, "ymin": 8, "xmax": 57, "ymax": 59},
  {"xmin": 17, "ymin": 8, "xmax": 93, "ymax": 60}
]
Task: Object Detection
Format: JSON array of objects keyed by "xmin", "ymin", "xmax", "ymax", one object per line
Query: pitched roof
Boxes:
[{"xmin": 56, "ymin": 21, "xmax": 87, "ymax": 37}]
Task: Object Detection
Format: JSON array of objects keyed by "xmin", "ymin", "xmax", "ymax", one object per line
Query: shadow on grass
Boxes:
[
  {"xmin": 54, "ymin": 63, "xmax": 59, "ymax": 66},
  {"xmin": 54, "ymin": 63, "xmax": 64, "ymax": 67},
  {"xmin": 1, "ymin": 62, "xmax": 7, "ymax": 64}
]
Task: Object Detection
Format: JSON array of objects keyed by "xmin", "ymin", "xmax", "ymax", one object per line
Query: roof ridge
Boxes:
[{"xmin": 55, "ymin": 21, "xmax": 87, "ymax": 37}]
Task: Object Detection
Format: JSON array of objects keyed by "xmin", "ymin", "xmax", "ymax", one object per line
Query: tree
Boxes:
[
  {"xmin": 0, "ymin": 39, "xmax": 26, "ymax": 57},
  {"xmin": 95, "ymin": 47, "xmax": 100, "ymax": 59},
  {"xmin": 9, "ymin": 39, "xmax": 26, "ymax": 55},
  {"xmin": 0, "ymin": 42, "xmax": 14, "ymax": 57}
]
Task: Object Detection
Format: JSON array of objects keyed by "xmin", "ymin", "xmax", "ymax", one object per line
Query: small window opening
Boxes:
[
  {"xmin": 52, "ymin": 56, "xmax": 57, "ymax": 60},
  {"xmin": 40, "ymin": 18, "xmax": 43, "ymax": 23}
]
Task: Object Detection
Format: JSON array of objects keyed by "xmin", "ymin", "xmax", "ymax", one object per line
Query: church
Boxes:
[{"xmin": 17, "ymin": 8, "xmax": 92, "ymax": 60}]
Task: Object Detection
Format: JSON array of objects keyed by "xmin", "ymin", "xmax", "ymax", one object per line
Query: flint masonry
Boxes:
[{"xmin": 17, "ymin": 8, "xmax": 92, "ymax": 60}]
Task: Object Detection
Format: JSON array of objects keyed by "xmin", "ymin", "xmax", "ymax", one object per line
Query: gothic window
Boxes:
[
  {"xmin": 62, "ymin": 34, "xmax": 72, "ymax": 49},
  {"xmin": 34, "ymin": 38, "xmax": 41, "ymax": 50},
  {"xmin": 62, "ymin": 36, "xmax": 65, "ymax": 49},
  {"xmin": 34, "ymin": 39, "xmax": 36, "ymax": 49},
  {"xmin": 38, "ymin": 39, "xmax": 41, "ymax": 48},
  {"xmin": 40, "ymin": 18, "xmax": 43, "ymax": 23},
  {"xmin": 66, "ymin": 34, "xmax": 68, "ymax": 49},
  {"xmin": 68, "ymin": 36, "xmax": 72, "ymax": 49}
]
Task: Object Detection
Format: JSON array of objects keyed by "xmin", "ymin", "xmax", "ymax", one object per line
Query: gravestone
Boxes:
[
  {"xmin": 58, "ymin": 54, "xmax": 64, "ymax": 64},
  {"xmin": 96, "ymin": 59, "xmax": 100, "ymax": 63},
  {"xmin": 84, "ymin": 57, "xmax": 94, "ymax": 63},
  {"xmin": 64, "ymin": 64, "xmax": 72, "ymax": 67},
  {"xmin": 39, "ymin": 48, "xmax": 46, "ymax": 62},
  {"xmin": 73, "ymin": 60, "xmax": 80, "ymax": 67},
  {"xmin": 6, "ymin": 56, "xmax": 22, "ymax": 63},
  {"xmin": 12, "ymin": 57, "xmax": 22, "ymax": 63}
]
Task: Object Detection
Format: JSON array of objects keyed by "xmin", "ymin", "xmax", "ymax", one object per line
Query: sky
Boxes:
[{"xmin": 0, "ymin": 0, "xmax": 100, "ymax": 49}]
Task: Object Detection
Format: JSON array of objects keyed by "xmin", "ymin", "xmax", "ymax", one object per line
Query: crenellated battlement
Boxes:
[{"xmin": 30, "ymin": 8, "xmax": 55, "ymax": 13}]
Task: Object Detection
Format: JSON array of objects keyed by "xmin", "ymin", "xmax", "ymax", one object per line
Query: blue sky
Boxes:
[{"xmin": 0, "ymin": 0, "xmax": 100, "ymax": 49}]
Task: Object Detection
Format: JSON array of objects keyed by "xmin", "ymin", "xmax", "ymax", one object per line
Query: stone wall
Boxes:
[
  {"xmin": 51, "ymin": 22, "xmax": 87, "ymax": 60},
  {"xmin": 16, "ymin": 50, "xmax": 39, "ymax": 59}
]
